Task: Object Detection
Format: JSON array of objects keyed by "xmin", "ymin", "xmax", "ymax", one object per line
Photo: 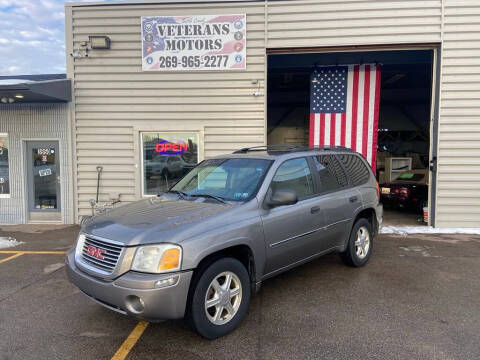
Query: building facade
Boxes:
[
  {"xmin": 0, "ymin": 76, "xmax": 73, "ymax": 224},
  {"xmin": 63, "ymin": 0, "xmax": 480, "ymax": 228}
]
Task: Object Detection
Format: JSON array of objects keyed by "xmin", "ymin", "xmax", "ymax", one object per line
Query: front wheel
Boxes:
[
  {"xmin": 340, "ymin": 218, "xmax": 374, "ymax": 267},
  {"xmin": 187, "ymin": 257, "xmax": 251, "ymax": 339}
]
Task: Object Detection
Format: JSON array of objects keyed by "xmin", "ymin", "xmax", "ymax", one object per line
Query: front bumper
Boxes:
[{"xmin": 65, "ymin": 249, "xmax": 193, "ymax": 321}]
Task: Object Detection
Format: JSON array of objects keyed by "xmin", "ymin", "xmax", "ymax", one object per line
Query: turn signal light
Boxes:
[
  {"xmin": 158, "ymin": 248, "xmax": 180, "ymax": 271},
  {"xmin": 375, "ymin": 182, "xmax": 380, "ymax": 199}
]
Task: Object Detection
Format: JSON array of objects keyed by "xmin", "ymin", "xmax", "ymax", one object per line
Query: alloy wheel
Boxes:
[
  {"xmin": 354, "ymin": 226, "xmax": 370, "ymax": 259},
  {"xmin": 204, "ymin": 271, "xmax": 242, "ymax": 325}
]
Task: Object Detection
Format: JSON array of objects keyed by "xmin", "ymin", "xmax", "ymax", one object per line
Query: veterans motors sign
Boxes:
[{"xmin": 141, "ymin": 14, "xmax": 246, "ymax": 71}]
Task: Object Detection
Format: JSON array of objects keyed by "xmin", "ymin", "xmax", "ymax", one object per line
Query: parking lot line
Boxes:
[
  {"xmin": 0, "ymin": 250, "xmax": 66, "ymax": 255},
  {"xmin": 111, "ymin": 321, "xmax": 149, "ymax": 360},
  {"xmin": 0, "ymin": 252, "xmax": 24, "ymax": 263}
]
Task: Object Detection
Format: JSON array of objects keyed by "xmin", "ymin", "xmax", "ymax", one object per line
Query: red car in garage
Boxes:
[{"xmin": 380, "ymin": 169, "xmax": 428, "ymax": 213}]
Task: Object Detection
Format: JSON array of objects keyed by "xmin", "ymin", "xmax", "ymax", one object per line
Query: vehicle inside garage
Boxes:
[{"xmin": 267, "ymin": 49, "xmax": 434, "ymax": 226}]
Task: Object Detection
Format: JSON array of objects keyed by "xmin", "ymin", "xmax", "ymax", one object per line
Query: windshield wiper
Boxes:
[
  {"xmin": 189, "ymin": 193, "xmax": 227, "ymax": 204},
  {"xmin": 165, "ymin": 190, "xmax": 188, "ymax": 199}
]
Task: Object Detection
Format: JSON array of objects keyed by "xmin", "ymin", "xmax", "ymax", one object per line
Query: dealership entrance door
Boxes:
[
  {"xmin": 266, "ymin": 47, "xmax": 438, "ymax": 226},
  {"xmin": 26, "ymin": 141, "xmax": 61, "ymax": 222}
]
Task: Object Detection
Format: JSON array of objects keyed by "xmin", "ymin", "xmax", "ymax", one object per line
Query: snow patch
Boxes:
[
  {"xmin": 399, "ymin": 245, "xmax": 441, "ymax": 258},
  {"xmin": 380, "ymin": 226, "xmax": 480, "ymax": 235},
  {"xmin": 43, "ymin": 263, "xmax": 64, "ymax": 274},
  {"xmin": 0, "ymin": 237, "xmax": 24, "ymax": 249}
]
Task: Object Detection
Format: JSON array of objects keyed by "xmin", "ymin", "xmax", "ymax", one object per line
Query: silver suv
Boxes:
[{"xmin": 66, "ymin": 146, "xmax": 382, "ymax": 339}]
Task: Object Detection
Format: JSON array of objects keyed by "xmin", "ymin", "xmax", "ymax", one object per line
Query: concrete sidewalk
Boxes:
[{"xmin": 0, "ymin": 224, "xmax": 479, "ymax": 360}]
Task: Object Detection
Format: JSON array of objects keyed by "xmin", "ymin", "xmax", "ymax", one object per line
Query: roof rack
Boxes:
[{"xmin": 232, "ymin": 145, "xmax": 354, "ymax": 154}]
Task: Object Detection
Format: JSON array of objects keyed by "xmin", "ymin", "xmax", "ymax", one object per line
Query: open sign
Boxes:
[{"xmin": 155, "ymin": 140, "xmax": 188, "ymax": 155}]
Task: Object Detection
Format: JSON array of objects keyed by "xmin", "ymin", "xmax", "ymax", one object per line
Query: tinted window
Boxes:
[
  {"xmin": 338, "ymin": 154, "xmax": 370, "ymax": 186},
  {"xmin": 270, "ymin": 157, "xmax": 314, "ymax": 199},
  {"xmin": 316, "ymin": 155, "xmax": 348, "ymax": 187},
  {"xmin": 312, "ymin": 156, "xmax": 342, "ymax": 193}
]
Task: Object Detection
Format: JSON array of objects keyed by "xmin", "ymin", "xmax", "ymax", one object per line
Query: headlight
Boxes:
[
  {"xmin": 131, "ymin": 244, "xmax": 182, "ymax": 274},
  {"xmin": 75, "ymin": 233, "xmax": 86, "ymax": 256}
]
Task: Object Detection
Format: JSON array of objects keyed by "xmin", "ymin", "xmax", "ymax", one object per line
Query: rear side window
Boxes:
[
  {"xmin": 337, "ymin": 154, "xmax": 370, "ymax": 186},
  {"xmin": 316, "ymin": 155, "xmax": 348, "ymax": 188},
  {"xmin": 312, "ymin": 156, "xmax": 342, "ymax": 193},
  {"xmin": 270, "ymin": 157, "xmax": 314, "ymax": 200}
]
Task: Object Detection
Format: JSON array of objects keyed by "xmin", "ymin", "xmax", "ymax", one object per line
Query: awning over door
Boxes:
[{"xmin": 0, "ymin": 74, "xmax": 71, "ymax": 103}]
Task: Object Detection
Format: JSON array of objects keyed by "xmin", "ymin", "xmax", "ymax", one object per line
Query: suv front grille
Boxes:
[{"xmin": 81, "ymin": 236, "xmax": 123, "ymax": 272}]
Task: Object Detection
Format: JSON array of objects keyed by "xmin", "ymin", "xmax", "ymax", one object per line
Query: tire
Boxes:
[
  {"xmin": 340, "ymin": 218, "xmax": 374, "ymax": 267},
  {"xmin": 187, "ymin": 257, "xmax": 251, "ymax": 339}
]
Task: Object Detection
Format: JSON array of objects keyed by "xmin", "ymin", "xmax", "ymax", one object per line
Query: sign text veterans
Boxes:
[{"xmin": 141, "ymin": 14, "xmax": 246, "ymax": 71}]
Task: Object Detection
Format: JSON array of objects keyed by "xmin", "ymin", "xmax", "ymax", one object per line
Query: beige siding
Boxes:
[
  {"xmin": 68, "ymin": 1, "xmax": 266, "ymax": 217},
  {"xmin": 437, "ymin": 0, "xmax": 480, "ymax": 227},
  {"xmin": 267, "ymin": 0, "xmax": 442, "ymax": 48}
]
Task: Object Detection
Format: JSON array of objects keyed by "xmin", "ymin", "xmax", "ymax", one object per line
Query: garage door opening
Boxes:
[{"xmin": 267, "ymin": 48, "xmax": 436, "ymax": 226}]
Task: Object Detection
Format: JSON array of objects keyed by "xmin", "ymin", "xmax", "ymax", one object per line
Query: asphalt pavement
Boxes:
[{"xmin": 0, "ymin": 224, "xmax": 479, "ymax": 360}]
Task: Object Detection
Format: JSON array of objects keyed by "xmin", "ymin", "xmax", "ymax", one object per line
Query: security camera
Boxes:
[{"xmin": 70, "ymin": 51, "xmax": 83, "ymax": 59}]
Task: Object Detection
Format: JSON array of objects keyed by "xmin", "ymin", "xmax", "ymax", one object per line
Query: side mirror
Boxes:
[{"xmin": 266, "ymin": 189, "xmax": 298, "ymax": 208}]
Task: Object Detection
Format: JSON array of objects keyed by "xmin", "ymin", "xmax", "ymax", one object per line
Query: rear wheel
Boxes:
[
  {"xmin": 187, "ymin": 257, "xmax": 251, "ymax": 339},
  {"xmin": 340, "ymin": 218, "xmax": 373, "ymax": 267}
]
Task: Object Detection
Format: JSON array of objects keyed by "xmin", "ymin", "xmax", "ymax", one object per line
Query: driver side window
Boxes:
[{"xmin": 270, "ymin": 157, "xmax": 314, "ymax": 200}]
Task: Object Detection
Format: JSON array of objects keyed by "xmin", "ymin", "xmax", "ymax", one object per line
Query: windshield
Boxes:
[
  {"xmin": 171, "ymin": 158, "xmax": 272, "ymax": 202},
  {"xmin": 397, "ymin": 172, "xmax": 425, "ymax": 181}
]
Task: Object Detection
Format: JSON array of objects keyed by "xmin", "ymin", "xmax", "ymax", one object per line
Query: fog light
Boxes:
[
  {"xmin": 155, "ymin": 275, "xmax": 179, "ymax": 288},
  {"xmin": 125, "ymin": 295, "xmax": 145, "ymax": 314}
]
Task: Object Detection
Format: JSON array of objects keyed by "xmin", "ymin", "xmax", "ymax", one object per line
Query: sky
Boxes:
[{"xmin": 0, "ymin": 0, "xmax": 113, "ymax": 76}]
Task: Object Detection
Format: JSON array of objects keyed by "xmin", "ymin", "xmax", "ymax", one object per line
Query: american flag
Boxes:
[{"xmin": 309, "ymin": 64, "xmax": 381, "ymax": 172}]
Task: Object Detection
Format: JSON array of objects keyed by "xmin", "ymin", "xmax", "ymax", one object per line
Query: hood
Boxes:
[{"xmin": 82, "ymin": 196, "xmax": 234, "ymax": 246}]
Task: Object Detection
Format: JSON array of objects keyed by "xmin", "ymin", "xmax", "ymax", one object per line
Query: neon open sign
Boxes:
[{"xmin": 155, "ymin": 140, "xmax": 189, "ymax": 155}]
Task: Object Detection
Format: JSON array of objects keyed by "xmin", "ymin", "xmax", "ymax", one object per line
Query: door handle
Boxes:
[
  {"xmin": 311, "ymin": 206, "xmax": 320, "ymax": 214},
  {"xmin": 349, "ymin": 196, "xmax": 358, "ymax": 203}
]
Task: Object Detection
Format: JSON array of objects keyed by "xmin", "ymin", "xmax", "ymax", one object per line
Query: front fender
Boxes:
[{"xmin": 180, "ymin": 218, "xmax": 266, "ymax": 284}]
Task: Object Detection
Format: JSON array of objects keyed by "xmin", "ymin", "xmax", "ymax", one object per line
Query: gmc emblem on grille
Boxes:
[{"xmin": 86, "ymin": 245, "xmax": 106, "ymax": 260}]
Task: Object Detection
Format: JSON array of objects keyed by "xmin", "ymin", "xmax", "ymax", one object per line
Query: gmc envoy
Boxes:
[{"xmin": 66, "ymin": 146, "xmax": 382, "ymax": 339}]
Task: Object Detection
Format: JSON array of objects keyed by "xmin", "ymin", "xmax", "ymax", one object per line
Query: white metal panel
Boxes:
[
  {"xmin": 68, "ymin": 1, "xmax": 266, "ymax": 217},
  {"xmin": 267, "ymin": 0, "xmax": 442, "ymax": 48},
  {"xmin": 437, "ymin": 0, "xmax": 480, "ymax": 227}
]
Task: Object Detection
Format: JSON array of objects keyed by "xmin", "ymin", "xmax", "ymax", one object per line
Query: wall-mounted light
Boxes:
[
  {"xmin": 89, "ymin": 35, "xmax": 111, "ymax": 49},
  {"xmin": 251, "ymin": 79, "xmax": 263, "ymax": 97}
]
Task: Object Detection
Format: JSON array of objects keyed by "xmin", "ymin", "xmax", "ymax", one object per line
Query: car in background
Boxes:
[
  {"xmin": 145, "ymin": 154, "xmax": 196, "ymax": 179},
  {"xmin": 145, "ymin": 154, "xmax": 184, "ymax": 179},
  {"xmin": 380, "ymin": 169, "xmax": 428, "ymax": 213}
]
